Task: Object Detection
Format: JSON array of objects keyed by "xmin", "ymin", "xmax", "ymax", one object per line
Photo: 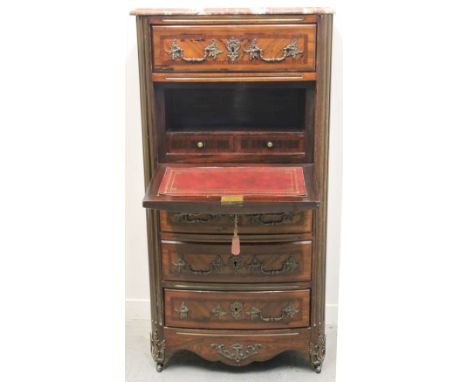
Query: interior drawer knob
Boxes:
[
  {"xmin": 196, "ymin": 141, "xmax": 205, "ymax": 149},
  {"xmin": 266, "ymin": 141, "xmax": 274, "ymax": 149}
]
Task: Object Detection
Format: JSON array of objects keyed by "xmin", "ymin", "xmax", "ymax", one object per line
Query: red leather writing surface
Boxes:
[{"xmin": 158, "ymin": 166, "xmax": 306, "ymax": 196}]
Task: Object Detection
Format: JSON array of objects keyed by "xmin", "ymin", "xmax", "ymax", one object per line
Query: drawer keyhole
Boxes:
[{"xmin": 230, "ymin": 301, "xmax": 243, "ymax": 319}]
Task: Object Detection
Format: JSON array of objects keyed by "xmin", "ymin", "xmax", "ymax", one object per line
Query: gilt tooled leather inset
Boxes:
[{"xmin": 158, "ymin": 166, "xmax": 306, "ymax": 196}]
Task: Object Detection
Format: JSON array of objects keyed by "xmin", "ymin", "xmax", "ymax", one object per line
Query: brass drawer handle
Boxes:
[
  {"xmin": 170, "ymin": 213, "xmax": 215, "ymax": 224},
  {"xmin": 266, "ymin": 141, "xmax": 274, "ymax": 149},
  {"xmin": 172, "ymin": 255, "xmax": 223, "ymax": 275},
  {"xmin": 175, "ymin": 302, "xmax": 190, "ymax": 320},
  {"xmin": 250, "ymin": 212, "xmax": 294, "ymax": 225},
  {"xmin": 245, "ymin": 39, "xmax": 303, "ymax": 63},
  {"xmin": 166, "ymin": 39, "xmax": 223, "ymax": 62},
  {"xmin": 170, "ymin": 212, "xmax": 295, "ymax": 225},
  {"xmin": 246, "ymin": 302, "xmax": 299, "ymax": 322},
  {"xmin": 166, "ymin": 38, "xmax": 303, "ymax": 64},
  {"xmin": 209, "ymin": 301, "xmax": 299, "ymax": 322},
  {"xmin": 172, "ymin": 255, "xmax": 299, "ymax": 276},
  {"xmin": 196, "ymin": 141, "xmax": 205, "ymax": 149},
  {"xmin": 249, "ymin": 255, "xmax": 298, "ymax": 275}
]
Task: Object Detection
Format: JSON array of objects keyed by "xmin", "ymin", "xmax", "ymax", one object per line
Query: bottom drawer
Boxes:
[
  {"xmin": 165, "ymin": 289, "xmax": 310, "ymax": 330},
  {"xmin": 164, "ymin": 327, "xmax": 312, "ymax": 367}
]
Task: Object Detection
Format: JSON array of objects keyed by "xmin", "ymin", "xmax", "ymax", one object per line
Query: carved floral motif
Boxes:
[
  {"xmin": 310, "ymin": 334, "xmax": 326, "ymax": 367},
  {"xmin": 150, "ymin": 330, "xmax": 166, "ymax": 364},
  {"xmin": 166, "ymin": 37, "xmax": 303, "ymax": 64},
  {"xmin": 175, "ymin": 302, "xmax": 190, "ymax": 320},
  {"xmin": 230, "ymin": 301, "xmax": 243, "ymax": 319},
  {"xmin": 211, "ymin": 304, "xmax": 227, "ymax": 319},
  {"xmin": 211, "ymin": 343, "xmax": 262, "ymax": 363},
  {"xmin": 225, "ymin": 37, "xmax": 241, "ymax": 62},
  {"xmin": 169, "ymin": 212, "xmax": 297, "ymax": 226},
  {"xmin": 209, "ymin": 301, "xmax": 300, "ymax": 322}
]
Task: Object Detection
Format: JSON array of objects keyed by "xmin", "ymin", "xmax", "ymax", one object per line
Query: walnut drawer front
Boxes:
[
  {"xmin": 161, "ymin": 241, "xmax": 312, "ymax": 283},
  {"xmin": 236, "ymin": 133, "xmax": 305, "ymax": 153},
  {"xmin": 160, "ymin": 211, "xmax": 313, "ymax": 234},
  {"xmin": 165, "ymin": 289, "xmax": 310, "ymax": 329},
  {"xmin": 166, "ymin": 133, "xmax": 233, "ymax": 153},
  {"xmin": 152, "ymin": 24, "xmax": 316, "ymax": 72}
]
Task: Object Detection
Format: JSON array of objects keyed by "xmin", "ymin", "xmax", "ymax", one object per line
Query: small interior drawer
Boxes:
[
  {"xmin": 166, "ymin": 133, "xmax": 233, "ymax": 153},
  {"xmin": 236, "ymin": 133, "xmax": 304, "ymax": 153},
  {"xmin": 161, "ymin": 241, "xmax": 312, "ymax": 283},
  {"xmin": 164, "ymin": 289, "xmax": 310, "ymax": 329}
]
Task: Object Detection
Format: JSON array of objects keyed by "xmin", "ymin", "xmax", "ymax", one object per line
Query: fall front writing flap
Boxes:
[{"xmin": 143, "ymin": 164, "xmax": 319, "ymax": 213}]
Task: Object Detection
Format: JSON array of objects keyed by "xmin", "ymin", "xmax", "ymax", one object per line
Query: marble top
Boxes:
[{"xmin": 130, "ymin": 7, "xmax": 334, "ymax": 16}]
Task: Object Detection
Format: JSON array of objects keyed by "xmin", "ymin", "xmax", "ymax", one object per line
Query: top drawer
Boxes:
[{"xmin": 152, "ymin": 24, "xmax": 316, "ymax": 72}]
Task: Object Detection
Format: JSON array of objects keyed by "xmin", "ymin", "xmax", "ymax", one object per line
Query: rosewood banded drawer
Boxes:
[
  {"xmin": 166, "ymin": 133, "xmax": 233, "ymax": 154},
  {"xmin": 237, "ymin": 133, "xmax": 305, "ymax": 153},
  {"xmin": 161, "ymin": 241, "xmax": 312, "ymax": 283},
  {"xmin": 164, "ymin": 289, "xmax": 310, "ymax": 329},
  {"xmin": 152, "ymin": 24, "xmax": 316, "ymax": 72},
  {"xmin": 160, "ymin": 211, "xmax": 313, "ymax": 234}
]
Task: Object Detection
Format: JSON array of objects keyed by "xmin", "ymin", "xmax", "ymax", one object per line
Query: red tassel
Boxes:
[
  {"xmin": 231, "ymin": 214, "xmax": 240, "ymax": 255},
  {"xmin": 231, "ymin": 234, "xmax": 240, "ymax": 255}
]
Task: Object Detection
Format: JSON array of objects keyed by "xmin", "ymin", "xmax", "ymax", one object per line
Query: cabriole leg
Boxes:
[
  {"xmin": 150, "ymin": 330, "xmax": 166, "ymax": 372},
  {"xmin": 310, "ymin": 333, "xmax": 326, "ymax": 373}
]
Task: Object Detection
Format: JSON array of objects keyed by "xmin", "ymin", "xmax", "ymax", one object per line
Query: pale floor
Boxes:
[{"xmin": 126, "ymin": 319, "xmax": 337, "ymax": 382}]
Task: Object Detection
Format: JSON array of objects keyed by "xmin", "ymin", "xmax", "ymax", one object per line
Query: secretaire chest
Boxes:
[{"xmin": 131, "ymin": 7, "xmax": 333, "ymax": 372}]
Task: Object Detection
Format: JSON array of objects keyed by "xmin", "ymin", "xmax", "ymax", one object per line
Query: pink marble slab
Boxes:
[{"xmin": 130, "ymin": 7, "xmax": 334, "ymax": 16}]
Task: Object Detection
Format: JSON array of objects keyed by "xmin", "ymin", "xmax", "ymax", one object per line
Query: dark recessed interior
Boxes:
[{"xmin": 163, "ymin": 83, "xmax": 311, "ymax": 132}]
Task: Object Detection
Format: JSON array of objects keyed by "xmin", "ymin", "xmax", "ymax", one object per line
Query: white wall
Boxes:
[{"xmin": 125, "ymin": 0, "xmax": 342, "ymax": 325}]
